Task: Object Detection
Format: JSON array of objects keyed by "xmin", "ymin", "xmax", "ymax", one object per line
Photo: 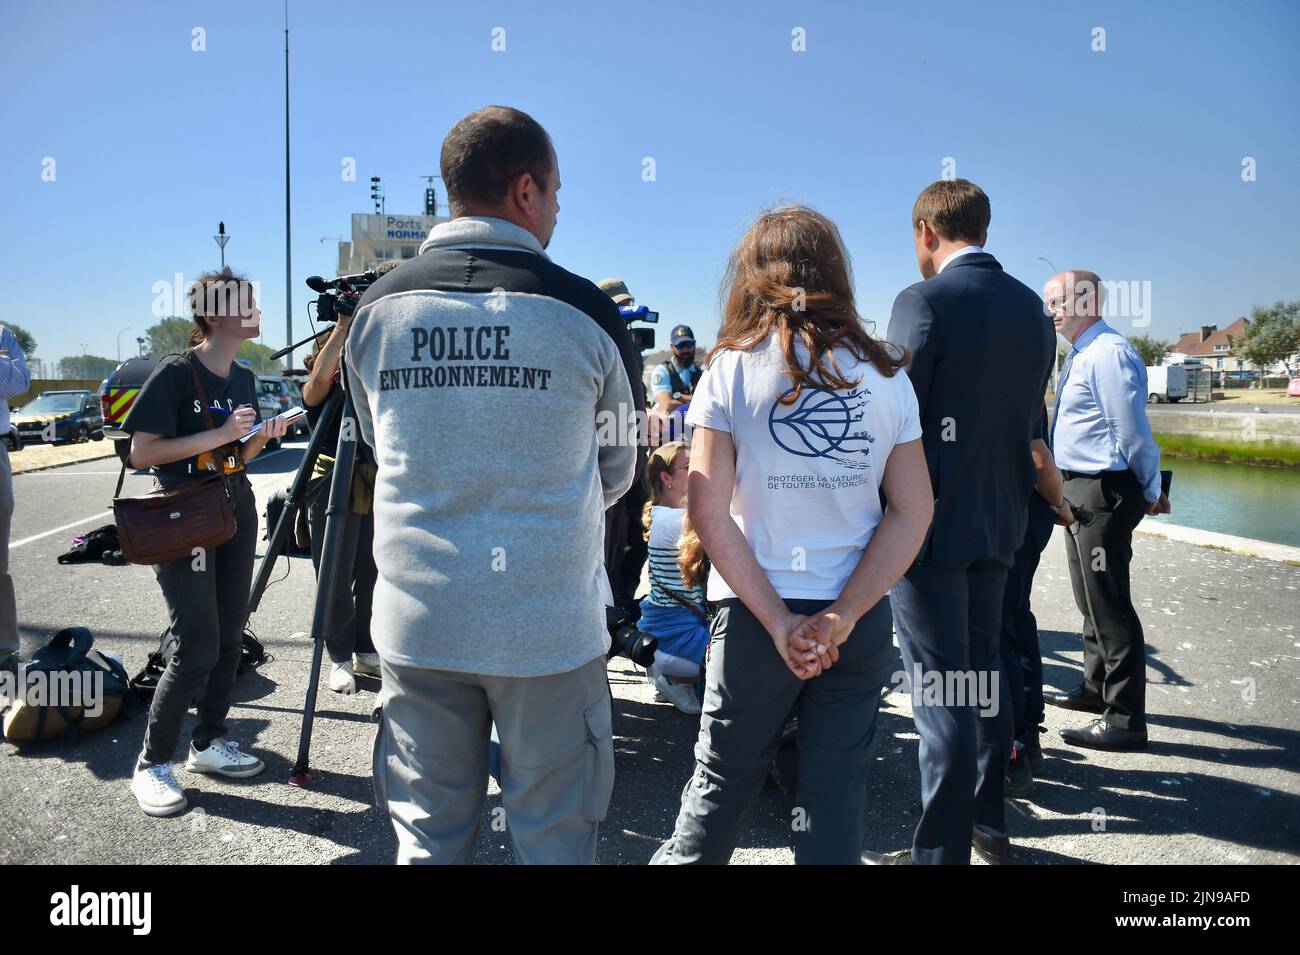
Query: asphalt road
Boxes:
[{"xmin": 2, "ymin": 442, "xmax": 1297, "ymax": 864}]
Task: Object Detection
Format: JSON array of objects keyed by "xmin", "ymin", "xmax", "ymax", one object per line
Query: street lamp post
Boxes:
[
  {"xmin": 1038, "ymin": 256, "xmax": 1062, "ymax": 386},
  {"xmin": 214, "ymin": 221, "xmax": 230, "ymax": 270},
  {"xmin": 116, "ymin": 326, "xmax": 133, "ymax": 362}
]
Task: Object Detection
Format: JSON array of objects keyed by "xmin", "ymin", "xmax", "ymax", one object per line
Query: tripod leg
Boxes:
[
  {"xmin": 291, "ymin": 389, "xmax": 360, "ymax": 786},
  {"xmin": 245, "ymin": 387, "xmax": 345, "ymax": 623}
]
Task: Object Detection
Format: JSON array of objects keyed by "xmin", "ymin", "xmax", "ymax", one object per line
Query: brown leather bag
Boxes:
[{"xmin": 112, "ymin": 355, "xmax": 239, "ymax": 565}]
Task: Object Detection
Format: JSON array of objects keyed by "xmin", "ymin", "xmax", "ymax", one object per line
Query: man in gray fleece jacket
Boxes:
[{"xmin": 345, "ymin": 106, "xmax": 639, "ymax": 864}]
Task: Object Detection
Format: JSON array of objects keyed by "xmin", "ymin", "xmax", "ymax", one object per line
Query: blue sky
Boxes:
[{"xmin": 2, "ymin": 0, "xmax": 1297, "ymax": 368}]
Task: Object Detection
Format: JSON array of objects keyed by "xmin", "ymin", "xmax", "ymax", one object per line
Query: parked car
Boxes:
[
  {"xmin": 257, "ymin": 376, "xmax": 309, "ymax": 439},
  {"xmin": 100, "ymin": 356, "xmax": 162, "ymax": 463},
  {"xmin": 12, "ymin": 390, "xmax": 103, "ymax": 445},
  {"xmin": 4, "ymin": 423, "xmax": 20, "ymax": 452}
]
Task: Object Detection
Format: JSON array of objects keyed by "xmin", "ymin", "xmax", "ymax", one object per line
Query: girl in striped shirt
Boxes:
[{"xmin": 639, "ymin": 441, "xmax": 709, "ymax": 715}]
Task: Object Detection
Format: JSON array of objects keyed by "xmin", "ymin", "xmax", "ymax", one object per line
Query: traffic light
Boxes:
[
  {"xmin": 370, "ymin": 176, "xmax": 383, "ymax": 214},
  {"xmin": 424, "ymin": 187, "xmax": 436, "ymax": 217}
]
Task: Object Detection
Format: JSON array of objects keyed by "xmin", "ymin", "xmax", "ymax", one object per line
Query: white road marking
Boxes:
[
  {"xmin": 11, "ymin": 445, "xmax": 303, "ymax": 550},
  {"xmin": 12, "ymin": 511, "xmax": 113, "ymax": 549}
]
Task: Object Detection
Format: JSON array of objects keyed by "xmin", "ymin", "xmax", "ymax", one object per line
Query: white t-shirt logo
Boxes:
[{"xmin": 768, "ymin": 385, "xmax": 876, "ymax": 470}]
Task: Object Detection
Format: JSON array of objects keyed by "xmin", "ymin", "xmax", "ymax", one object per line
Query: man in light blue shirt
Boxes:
[
  {"xmin": 1043, "ymin": 270, "xmax": 1168, "ymax": 754},
  {"xmin": 649, "ymin": 324, "xmax": 702, "ymax": 446},
  {"xmin": 0, "ymin": 324, "xmax": 31, "ymax": 670}
]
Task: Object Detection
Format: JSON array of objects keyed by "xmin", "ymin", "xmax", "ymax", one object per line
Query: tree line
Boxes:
[{"xmin": 3, "ymin": 317, "xmax": 284, "ymax": 380}]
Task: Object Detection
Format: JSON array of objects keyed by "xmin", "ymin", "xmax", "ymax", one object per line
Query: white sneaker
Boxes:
[
  {"xmin": 131, "ymin": 763, "xmax": 187, "ymax": 817},
  {"xmin": 185, "ymin": 738, "xmax": 265, "ymax": 779},
  {"xmin": 646, "ymin": 664, "xmax": 668, "ymax": 702},
  {"xmin": 330, "ymin": 660, "xmax": 357, "ymax": 695},
  {"xmin": 352, "ymin": 652, "xmax": 381, "ymax": 678},
  {"xmin": 651, "ymin": 671, "xmax": 703, "ymax": 716}
]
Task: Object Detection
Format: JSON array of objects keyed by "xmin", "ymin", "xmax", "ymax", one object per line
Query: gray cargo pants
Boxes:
[
  {"xmin": 373, "ymin": 654, "xmax": 614, "ymax": 864},
  {"xmin": 652, "ymin": 596, "xmax": 896, "ymax": 865}
]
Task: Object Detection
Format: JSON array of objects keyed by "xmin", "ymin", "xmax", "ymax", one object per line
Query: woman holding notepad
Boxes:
[{"xmin": 121, "ymin": 266, "xmax": 289, "ymax": 817}]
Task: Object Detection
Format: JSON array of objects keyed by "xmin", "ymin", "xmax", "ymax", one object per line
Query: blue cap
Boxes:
[{"xmin": 671, "ymin": 325, "xmax": 695, "ymax": 346}]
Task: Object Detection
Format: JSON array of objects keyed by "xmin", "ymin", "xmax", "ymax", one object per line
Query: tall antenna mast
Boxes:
[{"xmin": 283, "ymin": 0, "xmax": 294, "ymax": 364}]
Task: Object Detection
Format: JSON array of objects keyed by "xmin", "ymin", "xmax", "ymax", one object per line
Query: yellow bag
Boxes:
[{"xmin": 1, "ymin": 628, "xmax": 130, "ymax": 742}]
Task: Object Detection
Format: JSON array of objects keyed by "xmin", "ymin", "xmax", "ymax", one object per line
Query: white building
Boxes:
[{"xmin": 336, "ymin": 213, "xmax": 447, "ymax": 274}]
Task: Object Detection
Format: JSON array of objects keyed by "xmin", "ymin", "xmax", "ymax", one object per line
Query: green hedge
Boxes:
[{"xmin": 1153, "ymin": 432, "xmax": 1300, "ymax": 468}]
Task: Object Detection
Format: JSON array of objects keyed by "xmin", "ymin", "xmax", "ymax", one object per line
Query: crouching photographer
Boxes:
[
  {"xmin": 637, "ymin": 441, "xmax": 709, "ymax": 715},
  {"xmin": 301, "ymin": 308, "xmax": 380, "ymax": 696}
]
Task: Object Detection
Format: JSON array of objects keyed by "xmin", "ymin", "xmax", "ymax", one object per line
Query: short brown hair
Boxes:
[
  {"xmin": 440, "ymin": 106, "xmax": 552, "ymax": 214},
  {"xmin": 187, "ymin": 266, "xmax": 251, "ymax": 346},
  {"xmin": 911, "ymin": 179, "xmax": 991, "ymax": 244}
]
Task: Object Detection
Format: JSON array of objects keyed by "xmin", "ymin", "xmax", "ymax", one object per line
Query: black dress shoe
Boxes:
[
  {"xmin": 861, "ymin": 848, "xmax": 913, "ymax": 865},
  {"xmin": 1060, "ymin": 717, "xmax": 1148, "ymax": 751},
  {"xmin": 1044, "ymin": 685, "xmax": 1104, "ymax": 714},
  {"xmin": 971, "ymin": 826, "xmax": 1011, "ymax": 865}
]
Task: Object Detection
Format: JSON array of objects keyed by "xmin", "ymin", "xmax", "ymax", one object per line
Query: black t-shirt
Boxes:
[
  {"xmin": 306, "ymin": 378, "xmax": 342, "ymax": 453},
  {"xmin": 122, "ymin": 351, "xmax": 261, "ymax": 487},
  {"xmin": 305, "ymin": 376, "xmax": 374, "ymax": 465}
]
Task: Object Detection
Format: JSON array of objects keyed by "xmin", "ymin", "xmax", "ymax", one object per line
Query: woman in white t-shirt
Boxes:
[{"xmin": 651, "ymin": 206, "xmax": 934, "ymax": 865}]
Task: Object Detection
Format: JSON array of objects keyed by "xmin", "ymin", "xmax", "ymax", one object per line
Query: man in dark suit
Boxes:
[{"xmin": 869, "ymin": 180, "xmax": 1055, "ymax": 865}]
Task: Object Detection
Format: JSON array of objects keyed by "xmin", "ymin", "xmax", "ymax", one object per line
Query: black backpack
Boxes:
[
  {"xmin": 264, "ymin": 487, "xmax": 313, "ymax": 557},
  {"xmin": 129, "ymin": 627, "xmax": 269, "ymax": 703},
  {"xmin": 57, "ymin": 524, "xmax": 128, "ymax": 566}
]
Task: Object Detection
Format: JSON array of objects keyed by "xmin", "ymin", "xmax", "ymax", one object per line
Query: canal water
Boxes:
[{"xmin": 1146, "ymin": 457, "xmax": 1300, "ymax": 547}]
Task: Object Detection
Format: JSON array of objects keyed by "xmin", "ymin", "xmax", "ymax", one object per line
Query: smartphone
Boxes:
[{"xmin": 1160, "ymin": 469, "xmax": 1173, "ymax": 498}]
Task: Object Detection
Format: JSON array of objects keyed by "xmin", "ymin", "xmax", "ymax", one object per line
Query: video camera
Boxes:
[
  {"xmin": 620, "ymin": 304, "xmax": 659, "ymax": 353},
  {"xmin": 305, "ymin": 268, "xmax": 383, "ymax": 323}
]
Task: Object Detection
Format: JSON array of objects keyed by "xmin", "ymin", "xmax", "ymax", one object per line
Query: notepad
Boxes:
[{"xmin": 239, "ymin": 406, "xmax": 308, "ymax": 442}]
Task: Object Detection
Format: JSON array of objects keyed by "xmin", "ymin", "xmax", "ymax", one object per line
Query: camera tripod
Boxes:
[{"xmin": 242, "ymin": 344, "xmax": 362, "ymax": 787}]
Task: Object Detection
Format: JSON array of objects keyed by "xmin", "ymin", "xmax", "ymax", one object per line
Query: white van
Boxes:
[{"xmin": 1146, "ymin": 363, "xmax": 1188, "ymax": 403}]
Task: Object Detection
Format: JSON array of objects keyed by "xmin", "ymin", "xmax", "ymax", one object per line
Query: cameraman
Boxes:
[
  {"xmin": 301, "ymin": 308, "xmax": 380, "ymax": 696},
  {"xmin": 648, "ymin": 325, "xmax": 702, "ymax": 446},
  {"xmin": 596, "ymin": 277, "xmax": 651, "ymax": 620}
]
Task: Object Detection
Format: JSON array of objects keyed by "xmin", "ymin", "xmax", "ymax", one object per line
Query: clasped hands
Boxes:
[{"xmin": 770, "ymin": 608, "xmax": 855, "ymax": 681}]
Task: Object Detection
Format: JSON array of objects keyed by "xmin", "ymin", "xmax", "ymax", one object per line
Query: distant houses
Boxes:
[
  {"xmin": 1167, "ymin": 316, "xmax": 1297, "ymax": 381},
  {"xmin": 1168, "ymin": 317, "xmax": 1251, "ymax": 377}
]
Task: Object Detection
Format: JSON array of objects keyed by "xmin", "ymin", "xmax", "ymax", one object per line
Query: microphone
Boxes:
[
  {"xmin": 306, "ymin": 260, "xmax": 402, "ymax": 293},
  {"xmin": 305, "ymin": 268, "xmax": 378, "ymax": 292}
]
